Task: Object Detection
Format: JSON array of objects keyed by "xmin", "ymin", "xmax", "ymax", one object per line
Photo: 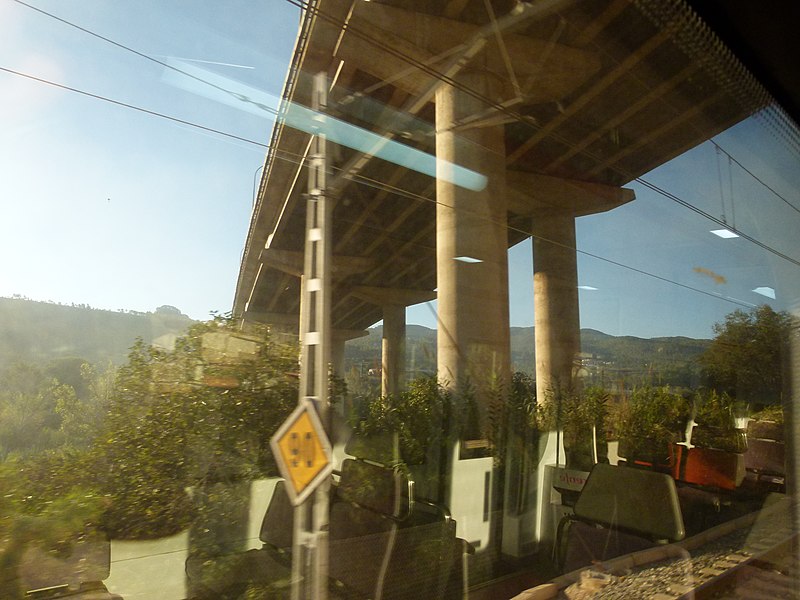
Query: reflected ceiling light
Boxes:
[
  {"xmin": 710, "ymin": 228, "xmax": 739, "ymax": 239},
  {"xmin": 454, "ymin": 256, "xmax": 482, "ymax": 263},
  {"xmin": 578, "ymin": 285, "xmax": 598, "ymax": 291},
  {"xmin": 752, "ymin": 286, "xmax": 776, "ymax": 299}
]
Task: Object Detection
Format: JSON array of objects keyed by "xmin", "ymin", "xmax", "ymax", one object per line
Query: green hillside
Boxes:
[
  {"xmin": 0, "ymin": 297, "xmax": 709, "ymax": 389},
  {"xmin": 0, "ymin": 297, "xmax": 195, "ymax": 368},
  {"xmin": 344, "ymin": 325, "xmax": 710, "ymax": 388}
]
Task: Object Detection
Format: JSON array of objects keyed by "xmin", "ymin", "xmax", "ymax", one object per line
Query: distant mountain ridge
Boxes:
[
  {"xmin": 0, "ymin": 297, "xmax": 195, "ymax": 367},
  {"xmin": 345, "ymin": 324, "xmax": 710, "ymax": 384},
  {"xmin": 0, "ymin": 297, "xmax": 710, "ymax": 387}
]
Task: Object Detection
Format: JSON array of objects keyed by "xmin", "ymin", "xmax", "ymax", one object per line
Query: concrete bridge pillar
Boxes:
[
  {"xmin": 506, "ymin": 172, "xmax": 635, "ymax": 404},
  {"xmin": 435, "ymin": 69, "xmax": 510, "ymax": 427},
  {"xmin": 330, "ymin": 329, "xmax": 369, "ymax": 379},
  {"xmin": 382, "ymin": 304, "xmax": 406, "ymax": 397},
  {"xmin": 351, "ymin": 286, "xmax": 435, "ymax": 398},
  {"xmin": 532, "ymin": 213, "xmax": 581, "ymax": 402}
]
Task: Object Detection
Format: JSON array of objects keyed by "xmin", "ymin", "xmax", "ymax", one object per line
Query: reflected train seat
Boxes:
[
  {"xmin": 383, "ymin": 497, "xmax": 470, "ymax": 600},
  {"xmin": 186, "ymin": 436, "xmax": 468, "ymax": 600},
  {"xmin": 743, "ymin": 419, "xmax": 786, "ymax": 492},
  {"xmin": 185, "ymin": 479, "xmax": 296, "ymax": 599},
  {"xmin": 328, "ymin": 457, "xmax": 413, "ymax": 599},
  {"xmin": 556, "ymin": 463, "xmax": 685, "ymax": 573},
  {"xmin": 329, "ymin": 440, "xmax": 467, "ymax": 600}
]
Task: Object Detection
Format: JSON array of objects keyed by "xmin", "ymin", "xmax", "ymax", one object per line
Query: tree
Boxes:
[
  {"xmin": 156, "ymin": 304, "xmax": 183, "ymax": 315},
  {"xmin": 0, "ymin": 363, "xmax": 70, "ymax": 458},
  {"xmin": 616, "ymin": 386, "xmax": 691, "ymax": 464},
  {"xmin": 353, "ymin": 376, "xmax": 452, "ymax": 465},
  {"xmin": 700, "ymin": 305, "xmax": 792, "ymax": 406},
  {"xmin": 0, "ymin": 316, "xmax": 300, "ymax": 543},
  {"xmin": 56, "ymin": 362, "xmax": 115, "ymax": 449}
]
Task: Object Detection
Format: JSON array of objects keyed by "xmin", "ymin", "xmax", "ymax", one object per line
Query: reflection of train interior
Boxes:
[
  {"xmin": 225, "ymin": 0, "xmax": 800, "ymax": 597},
  {"xmin": 6, "ymin": 0, "xmax": 800, "ymax": 599},
  {"xmin": 17, "ymin": 426, "xmax": 793, "ymax": 599}
]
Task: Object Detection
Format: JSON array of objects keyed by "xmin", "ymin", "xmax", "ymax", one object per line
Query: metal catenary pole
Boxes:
[{"xmin": 292, "ymin": 70, "xmax": 331, "ymax": 600}]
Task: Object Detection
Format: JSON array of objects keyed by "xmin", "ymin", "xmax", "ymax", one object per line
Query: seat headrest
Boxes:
[
  {"xmin": 260, "ymin": 480, "xmax": 294, "ymax": 549},
  {"xmin": 337, "ymin": 458, "xmax": 411, "ymax": 520},
  {"xmin": 574, "ymin": 463, "xmax": 685, "ymax": 541}
]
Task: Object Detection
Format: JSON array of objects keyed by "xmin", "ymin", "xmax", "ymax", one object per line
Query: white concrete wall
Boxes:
[{"xmin": 105, "ymin": 478, "xmax": 281, "ymax": 599}]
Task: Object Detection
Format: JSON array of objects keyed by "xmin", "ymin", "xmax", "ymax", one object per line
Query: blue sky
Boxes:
[
  {"xmin": 407, "ymin": 119, "xmax": 800, "ymax": 338},
  {"xmin": 2, "ymin": 1, "xmax": 798, "ymax": 339},
  {"xmin": 1, "ymin": 0, "xmax": 298, "ymax": 318}
]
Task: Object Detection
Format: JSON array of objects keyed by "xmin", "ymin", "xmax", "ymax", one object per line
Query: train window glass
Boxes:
[{"xmin": 1, "ymin": 1, "xmax": 798, "ymax": 599}]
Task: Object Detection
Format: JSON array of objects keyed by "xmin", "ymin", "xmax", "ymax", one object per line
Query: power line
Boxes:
[
  {"xmin": 17, "ymin": 0, "xmax": 798, "ymax": 272},
  {"xmin": 635, "ymin": 177, "xmax": 800, "ymax": 268},
  {"xmin": 710, "ymin": 138, "xmax": 800, "ymax": 216},
  {"xmin": 281, "ymin": 0, "xmax": 800, "ymax": 271},
  {"xmin": 0, "ymin": 61, "xmax": 761, "ymax": 312},
  {"xmin": 9, "ymin": 0, "xmax": 255, "ymax": 105},
  {"xmin": 4, "ymin": 5, "xmax": 791, "ymax": 307},
  {"xmin": 0, "ymin": 66, "xmax": 273, "ymax": 150}
]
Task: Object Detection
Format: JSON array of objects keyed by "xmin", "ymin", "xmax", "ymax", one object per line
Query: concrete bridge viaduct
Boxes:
[{"xmin": 233, "ymin": 0, "xmax": 757, "ymax": 423}]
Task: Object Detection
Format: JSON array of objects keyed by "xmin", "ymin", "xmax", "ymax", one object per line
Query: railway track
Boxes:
[{"xmin": 544, "ymin": 494, "xmax": 798, "ymax": 599}]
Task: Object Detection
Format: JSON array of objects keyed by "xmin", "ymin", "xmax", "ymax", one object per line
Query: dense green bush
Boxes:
[
  {"xmin": 691, "ymin": 389, "xmax": 747, "ymax": 453},
  {"xmin": 351, "ymin": 376, "xmax": 452, "ymax": 465},
  {"xmin": 0, "ymin": 317, "xmax": 299, "ymax": 544},
  {"xmin": 617, "ymin": 386, "xmax": 690, "ymax": 464},
  {"xmin": 538, "ymin": 386, "xmax": 609, "ymax": 471}
]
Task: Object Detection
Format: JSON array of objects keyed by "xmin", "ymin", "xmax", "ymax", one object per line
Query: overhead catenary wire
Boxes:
[
  {"xmin": 0, "ymin": 59, "xmax": 757, "ymax": 311},
  {"xmin": 0, "ymin": 66, "xmax": 771, "ymax": 313},
  {"xmin": 5, "ymin": 1, "xmax": 796, "ymax": 307},
  {"xmin": 728, "ymin": 155, "xmax": 736, "ymax": 229},
  {"xmin": 8, "ymin": 0, "xmax": 267, "ymax": 108},
  {"xmin": 710, "ymin": 138, "xmax": 800, "ymax": 216},
  {"xmin": 0, "ymin": 65, "xmax": 274, "ymax": 149},
  {"xmin": 715, "ymin": 145, "xmax": 728, "ymax": 224},
  {"xmin": 277, "ymin": 0, "xmax": 800, "ymax": 269},
  {"xmin": 14, "ymin": 0, "xmax": 798, "ymax": 272},
  {"xmin": 635, "ymin": 178, "xmax": 800, "ymax": 269}
]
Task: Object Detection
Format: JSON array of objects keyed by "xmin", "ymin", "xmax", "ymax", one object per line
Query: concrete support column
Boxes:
[
  {"xmin": 532, "ymin": 213, "xmax": 581, "ymax": 403},
  {"xmin": 436, "ymin": 69, "xmax": 510, "ymax": 427},
  {"xmin": 330, "ymin": 336, "xmax": 347, "ymax": 379},
  {"xmin": 382, "ymin": 304, "xmax": 406, "ymax": 397},
  {"xmin": 329, "ymin": 329, "xmax": 369, "ymax": 379}
]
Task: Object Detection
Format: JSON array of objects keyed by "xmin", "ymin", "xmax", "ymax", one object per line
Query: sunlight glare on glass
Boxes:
[{"xmin": 162, "ymin": 59, "xmax": 487, "ymax": 191}]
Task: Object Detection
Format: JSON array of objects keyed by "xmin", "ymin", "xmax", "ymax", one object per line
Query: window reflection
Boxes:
[{"xmin": 1, "ymin": 1, "xmax": 799, "ymax": 599}]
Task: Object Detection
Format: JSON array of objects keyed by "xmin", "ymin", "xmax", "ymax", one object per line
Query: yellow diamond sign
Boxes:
[{"xmin": 271, "ymin": 400, "xmax": 333, "ymax": 504}]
